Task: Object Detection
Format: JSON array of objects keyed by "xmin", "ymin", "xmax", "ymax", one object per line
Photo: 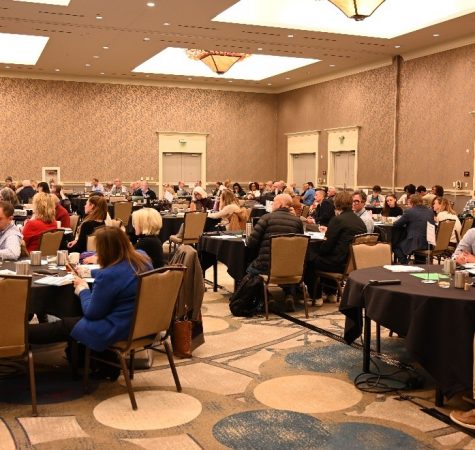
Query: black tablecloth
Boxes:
[
  {"xmin": 340, "ymin": 266, "xmax": 475, "ymax": 397},
  {"xmin": 3, "ymin": 261, "xmax": 81, "ymax": 317}
]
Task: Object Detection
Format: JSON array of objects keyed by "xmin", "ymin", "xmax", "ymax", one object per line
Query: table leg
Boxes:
[
  {"xmin": 213, "ymin": 261, "xmax": 218, "ymax": 292},
  {"xmin": 363, "ymin": 312, "xmax": 371, "ymax": 373}
]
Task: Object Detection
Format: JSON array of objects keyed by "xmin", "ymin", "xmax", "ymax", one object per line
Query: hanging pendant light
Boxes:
[
  {"xmin": 186, "ymin": 49, "xmax": 250, "ymax": 75},
  {"xmin": 328, "ymin": 0, "xmax": 385, "ymax": 21}
]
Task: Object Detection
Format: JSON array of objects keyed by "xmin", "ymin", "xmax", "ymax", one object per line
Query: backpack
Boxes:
[{"xmin": 229, "ymin": 273, "xmax": 264, "ymax": 317}]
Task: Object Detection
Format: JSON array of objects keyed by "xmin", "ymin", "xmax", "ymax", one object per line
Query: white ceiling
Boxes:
[{"xmin": 0, "ymin": 0, "xmax": 474, "ymax": 93}]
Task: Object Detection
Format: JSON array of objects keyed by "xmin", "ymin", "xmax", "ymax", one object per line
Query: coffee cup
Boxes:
[
  {"xmin": 15, "ymin": 261, "xmax": 29, "ymax": 275},
  {"xmin": 56, "ymin": 220, "xmax": 62, "ymax": 229},
  {"xmin": 69, "ymin": 252, "xmax": 80, "ymax": 265},
  {"xmin": 56, "ymin": 250, "xmax": 68, "ymax": 266},
  {"xmin": 30, "ymin": 250, "xmax": 42, "ymax": 266},
  {"xmin": 454, "ymin": 270, "xmax": 468, "ymax": 289}
]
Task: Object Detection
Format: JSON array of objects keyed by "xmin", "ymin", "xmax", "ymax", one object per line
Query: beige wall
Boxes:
[
  {"xmin": 0, "ymin": 78, "xmax": 277, "ymax": 184},
  {"xmin": 277, "ymin": 43, "xmax": 475, "ymax": 191}
]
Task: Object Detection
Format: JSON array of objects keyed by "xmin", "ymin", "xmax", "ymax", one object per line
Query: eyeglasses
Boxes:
[{"xmin": 352, "ymin": 200, "xmax": 361, "ymax": 204}]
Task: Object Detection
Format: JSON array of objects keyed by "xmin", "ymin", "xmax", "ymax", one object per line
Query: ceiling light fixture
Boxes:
[
  {"xmin": 146, "ymin": 1, "xmax": 156, "ymax": 6},
  {"xmin": 327, "ymin": 0, "xmax": 385, "ymax": 21},
  {"xmin": 96, "ymin": 14, "xmax": 103, "ymax": 20},
  {"xmin": 186, "ymin": 49, "xmax": 250, "ymax": 75}
]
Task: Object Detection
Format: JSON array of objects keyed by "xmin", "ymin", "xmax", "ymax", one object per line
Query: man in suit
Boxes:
[
  {"xmin": 304, "ymin": 191, "xmax": 366, "ymax": 305},
  {"xmin": 306, "ymin": 188, "xmax": 335, "ymax": 228},
  {"xmin": 392, "ymin": 194, "xmax": 435, "ymax": 264},
  {"xmin": 133, "ymin": 181, "xmax": 157, "ymax": 200}
]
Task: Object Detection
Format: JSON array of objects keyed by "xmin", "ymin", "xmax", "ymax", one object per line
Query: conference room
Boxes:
[{"xmin": 1, "ymin": 0, "xmax": 475, "ymax": 448}]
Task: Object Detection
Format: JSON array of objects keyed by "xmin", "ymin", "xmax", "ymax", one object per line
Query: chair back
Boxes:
[
  {"xmin": 110, "ymin": 196, "xmax": 127, "ymax": 203},
  {"xmin": 87, "ymin": 235, "xmax": 96, "ymax": 251},
  {"xmin": 353, "ymin": 233, "xmax": 379, "ymax": 245},
  {"xmin": 182, "ymin": 212, "xmax": 208, "ymax": 244},
  {"xmin": 69, "ymin": 214, "xmax": 80, "ymax": 237},
  {"xmin": 268, "ymin": 234, "xmax": 309, "ymax": 284},
  {"xmin": 0, "ymin": 275, "xmax": 31, "ymax": 358},
  {"xmin": 301, "ymin": 205, "xmax": 310, "ymax": 218},
  {"xmin": 434, "ymin": 220, "xmax": 455, "ymax": 252},
  {"xmin": 128, "ymin": 266, "xmax": 186, "ymax": 343},
  {"xmin": 39, "ymin": 229, "xmax": 65, "ymax": 256},
  {"xmin": 114, "ymin": 201, "xmax": 132, "ymax": 226},
  {"xmin": 460, "ymin": 216, "xmax": 474, "ymax": 240},
  {"xmin": 352, "ymin": 242, "xmax": 392, "ymax": 270}
]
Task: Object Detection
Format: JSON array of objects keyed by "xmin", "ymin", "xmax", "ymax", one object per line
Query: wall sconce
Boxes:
[
  {"xmin": 339, "ymin": 135, "xmax": 346, "ymax": 144},
  {"xmin": 179, "ymin": 139, "xmax": 187, "ymax": 144}
]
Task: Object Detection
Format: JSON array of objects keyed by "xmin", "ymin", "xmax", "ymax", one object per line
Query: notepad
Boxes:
[{"xmin": 383, "ymin": 265, "xmax": 425, "ymax": 273}]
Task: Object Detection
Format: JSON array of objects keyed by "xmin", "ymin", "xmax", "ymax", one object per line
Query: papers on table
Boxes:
[
  {"xmin": 460, "ymin": 263, "xmax": 475, "ymax": 269},
  {"xmin": 305, "ymin": 231, "xmax": 325, "ymax": 240},
  {"xmin": 210, "ymin": 235, "xmax": 243, "ymax": 240},
  {"xmin": 411, "ymin": 273, "xmax": 449, "ymax": 280},
  {"xmin": 383, "ymin": 265, "xmax": 425, "ymax": 273},
  {"xmin": 34, "ymin": 274, "xmax": 74, "ymax": 286},
  {"xmin": 164, "ymin": 190, "xmax": 174, "ymax": 203},
  {"xmin": 0, "ymin": 269, "xmax": 17, "ymax": 276}
]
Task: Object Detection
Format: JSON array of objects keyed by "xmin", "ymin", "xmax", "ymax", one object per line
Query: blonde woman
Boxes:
[
  {"xmin": 131, "ymin": 207, "xmax": 164, "ymax": 268},
  {"xmin": 208, "ymin": 189, "xmax": 241, "ymax": 229},
  {"xmin": 22, "ymin": 193, "xmax": 57, "ymax": 252},
  {"xmin": 190, "ymin": 186, "xmax": 214, "ymax": 212},
  {"xmin": 433, "ymin": 197, "xmax": 461, "ymax": 244}
]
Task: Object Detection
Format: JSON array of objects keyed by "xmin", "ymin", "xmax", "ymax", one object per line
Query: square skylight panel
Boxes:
[
  {"xmin": 14, "ymin": 0, "xmax": 71, "ymax": 5},
  {"xmin": 0, "ymin": 33, "xmax": 49, "ymax": 65},
  {"xmin": 133, "ymin": 47, "xmax": 319, "ymax": 80},
  {"xmin": 213, "ymin": 0, "xmax": 475, "ymax": 39}
]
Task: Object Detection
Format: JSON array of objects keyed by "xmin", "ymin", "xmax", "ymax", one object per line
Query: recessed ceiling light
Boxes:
[
  {"xmin": 187, "ymin": 77, "xmax": 192, "ymax": 80},
  {"xmin": 163, "ymin": 22, "xmax": 171, "ymax": 26},
  {"xmin": 96, "ymin": 14, "xmax": 103, "ymax": 20},
  {"xmin": 143, "ymin": 37, "xmax": 151, "ymax": 41},
  {"xmin": 5, "ymin": 66, "xmax": 10, "ymax": 69},
  {"xmin": 102, "ymin": 46, "xmax": 109, "ymax": 50},
  {"xmin": 267, "ymin": 83, "xmax": 272, "ymax": 86},
  {"xmin": 287, "ymin": 34, "xmax": 294, "ymax": 38},
  {"xmin": 257, "ymin": 47, "xmax": 263, "ymax": 51},
  {"xmin": 145, "ymin": 74, "xmax": 150, "ymax": 77},
  {"xmin": 285, "ymin": 77, "xmax": 291, "ymax": 80},
  {"xmin": 329, "ymin": 64, "xmax": 335, "ymax": 67},
  {"xmin": 394, "ymin": 45, "xmax": 401, "ymax": 48},
  {"xmin": 85, "ymin": 63, "xmax": 91, "ymax": 67},
  {"xmin": 146, "ymin": 1, "xmax": 156, "ymax": 6},
  {"xmin": 93, "ymin": 55, "xmax": 100, "ymax": 59},
  {"xmin": 54, "ymin": 68, "xmax": 60, "ymax": 72},
  {"xmin": 0, "ymin": 33, "xmax": 49, "ymax": 65},
  {"xmin": 433, "ymin": 33, "xmax": 440, "ymax": 37},
  {"xmin": 228, "ymin": 80, "xmax": 233, "ymax": 82},
  {"xmin": 100, "ymin": 72, "xmax": 105, "ymax": 75}
]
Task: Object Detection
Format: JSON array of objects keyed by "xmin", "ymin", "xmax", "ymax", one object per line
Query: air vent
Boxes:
[
  {"xmin": 359, "ymin": 42, "xmax": 387, "ymax": 48},
  {"xmin": 303, "ymin": 36, "xmax": 338, "ymax": 42},
  {"xmin": 176, "ymin": 24, "xmax": 217, "ymax": 31},
  {"xmin": 35, "ymin": 28, "xmax": 72, "ymax": 33},
  {"xmin": 38, "ymin": 10, "xmax": 85, "ymax": 17},
  {"xmin": 158, "ymin": 39, "xmax": 196, "ymax": 46},
  {"xmin": 241, "ymin": 30, "xmax": 281, "ymax": 37}
]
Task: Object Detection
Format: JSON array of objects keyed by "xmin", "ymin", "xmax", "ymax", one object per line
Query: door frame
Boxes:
[
  {"xmin": 157, "ymin": 131, "xmax": 208, "ymax": 198},
  {"xmin": 326, "ymin": 126, "xmax": 360, "ymax": 189},
  {"xmin": 286, "ymin": 130, "xmax": 320, "ymax": 187}
]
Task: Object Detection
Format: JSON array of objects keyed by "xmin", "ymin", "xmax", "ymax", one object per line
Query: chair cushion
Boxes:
[{"xmin": 110, "ymin": 336, "xmax": 156, "ymax": 352}]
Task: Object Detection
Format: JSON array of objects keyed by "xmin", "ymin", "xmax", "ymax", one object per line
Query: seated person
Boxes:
[
  {"xmin": 283, "ymin": 188, "xmax": 302, "ymax": 217},
  {"xmin": 54, "ymin": 196, "xmax": 71, "ymax": 228},
  {"xmin": 301, "ymin": 182, "xmax": 315, "ymax": 206},
  {"xmin": 36, "ymin": 181, "xmax": 50, "ymax": 193},
  {"xmin": 397, "ymin": 184, "xmax": 416, "ymax": 206},
  {"xmin": 366, "ymin": 185, "xmax": 385, "ymax": 207},
  {"xmin": 22, "ymin": 193, "xmax": 58, "ymax": 252},
  {"xmin": 247, "ymin": 193, "xmax": 304, "ymax": 312},
  {"xmin": 382, "ymin": 194, "xmax": 403, "ymax": 218},
  {"xmin": 452, "ymin": 228, "xmax": 475, "ymax": 265},
  {"xmin": 189, "ymin": 186, "xmax": 214, "ymax": 212},
  {"xmin": 352, "ymin": 190, "xmax": 374, "ymax": 233},
  {"xmin": 208, "ymin": 189, "xmax": 241, "ymax": 230},
  {"xmin": 110, "ymin": 178, "xmax": 128, "ymax": 195},
  {"xmin": 133, "ymin": 181, "xmax": 157, "ymax": 200},
  {"xmin": 306, "ymin": 188, "xmax": 335, "ymax": 228},
  {"xmin": 176, "ymin": 180, "xmax": 189, "ymax": 197},
  {"xmin": 392, "ymin": 194, "xmax": 435, "ymax": 264},
  {"xmin": 4, "ymin": 176, "xmax": 15, "ymax": 191},
  {"xmin": 90, "ymin": 177, "xmax": 104, "ymax": 193},
  {"xmin": 28, "ymin": 227, "xmax": 153, "ymax": 377},
  {"xmin": 131, "ymin": 208, "xmax": 164, "ymax": 268},
  {"xmin": 433, "ymin": 197, "xmax": 461, "ymax": 245},
  {"xmin": 232, "ymin": 183, "xmax": 246, "ymax": 198},
  {"xmin": 16, "ymin": 180, "xmax": 36, "ymax": 204},
  {"xmin": 0, "ymin": 201, "xmax": 22, "ymax": 260},
  {"xmin": 247, "ymin": 181, "xmax": 261, "ymax": 199},
  {"xmin": 304, "ymin": 191, "xmax": 366, "ymax": 305},
  {"xmin": 0, "ymin": 187, "xmax": 22, "ymax": 209},
  {"xmin": 67, "ymin": 195, "xmax": 107, "ymax": 253}
]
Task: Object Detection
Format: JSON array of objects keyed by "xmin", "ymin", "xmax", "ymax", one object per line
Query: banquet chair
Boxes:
[
  {"xmin": 114, "ymin": 201, "xmax": 132, "ymax": 226},
  {"xmin": 413, "ymin": 220, "xmax": 455, "ymax": 263},
  {"xmin": 69, "ymin": 214, "xmax": 80, "ymax": 237},
  {"xmin": 38, "ymin": 229, "xmax": 65, "ymax": 257},
  {"xmin": 228, "ymin": 207, "xmax": 248, "ymax": 231},
  {"xmin": 169, "ymin": 211, "xmax": 207, "ymax": 253},
  {"xmin": 87, "ymin": 235, "xmax": 96, "ymax": 251},
  {"xmin": 0, "ymin": 275, "xmax": 37, "ymax": 416},
  {"xmin": 457, "ymin": 216, "xmax": 474, "ymax": 242},
  {"xmin": 313, "ymin": 233, "xmax": 379, "ymax": 304},
  {"xmin": 83, "ymin": 266, "xmax": 186, "ymax": 410},
  {"xmin": 258, "ymin": 234, "xmax": 310, "ymax": 320},
  {"xmin": 301, "ymin": 205, "xmax": 310, "ymax": 218}
]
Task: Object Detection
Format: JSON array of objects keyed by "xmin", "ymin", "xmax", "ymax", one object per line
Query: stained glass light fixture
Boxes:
[
  {"xmin": 328, "ymin": 0, "xmax": 385, "ymax": 21},
  {"xmin": 186, "ymin": 49, "xmax": 250, "ymax": 75}
]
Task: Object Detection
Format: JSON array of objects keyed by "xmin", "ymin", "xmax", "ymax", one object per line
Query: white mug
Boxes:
[{"xmin": 69, "ymin": 252, "xmax": 80, "ymax": 265}]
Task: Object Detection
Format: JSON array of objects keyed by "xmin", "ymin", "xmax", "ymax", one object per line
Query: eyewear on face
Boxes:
[{"xmin": 352, "ymin": 200, "xmax": 361, "ymax": 204}]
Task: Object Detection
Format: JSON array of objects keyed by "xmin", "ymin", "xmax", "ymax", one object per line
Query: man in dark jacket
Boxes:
[
  {"xmin": 306, "ymin": 188, "xmax": 335, "ymax": 229},
  {"xmin": 305, "ymin": 191, "xmax": 366, "ymax": 305},
  {"xmin": 247, "ymin": 193, "xmax": 304, "ymax": 312}
]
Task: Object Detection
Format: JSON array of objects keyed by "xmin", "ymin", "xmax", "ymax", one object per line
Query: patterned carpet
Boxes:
[{"xmin": 1, "ymin": 264, "xmax": 474, "ymax": 449}]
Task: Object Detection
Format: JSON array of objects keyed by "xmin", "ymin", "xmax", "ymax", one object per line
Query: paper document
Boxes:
[
  {"xmin": 383, "ymin": 265, "xmax": 425, "ymax": 273},
  {"xmin": 427, "ymin": 222, "xmax": 436, "ymax": 246},
  {"xmin": 34, "ymin": 274, "xmax": 74, "ymax": 286}
]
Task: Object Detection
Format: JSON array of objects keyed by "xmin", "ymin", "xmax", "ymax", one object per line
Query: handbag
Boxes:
[{"xmin": 172, "ymin": 310, "xmax": 205, "ymax": 358}]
